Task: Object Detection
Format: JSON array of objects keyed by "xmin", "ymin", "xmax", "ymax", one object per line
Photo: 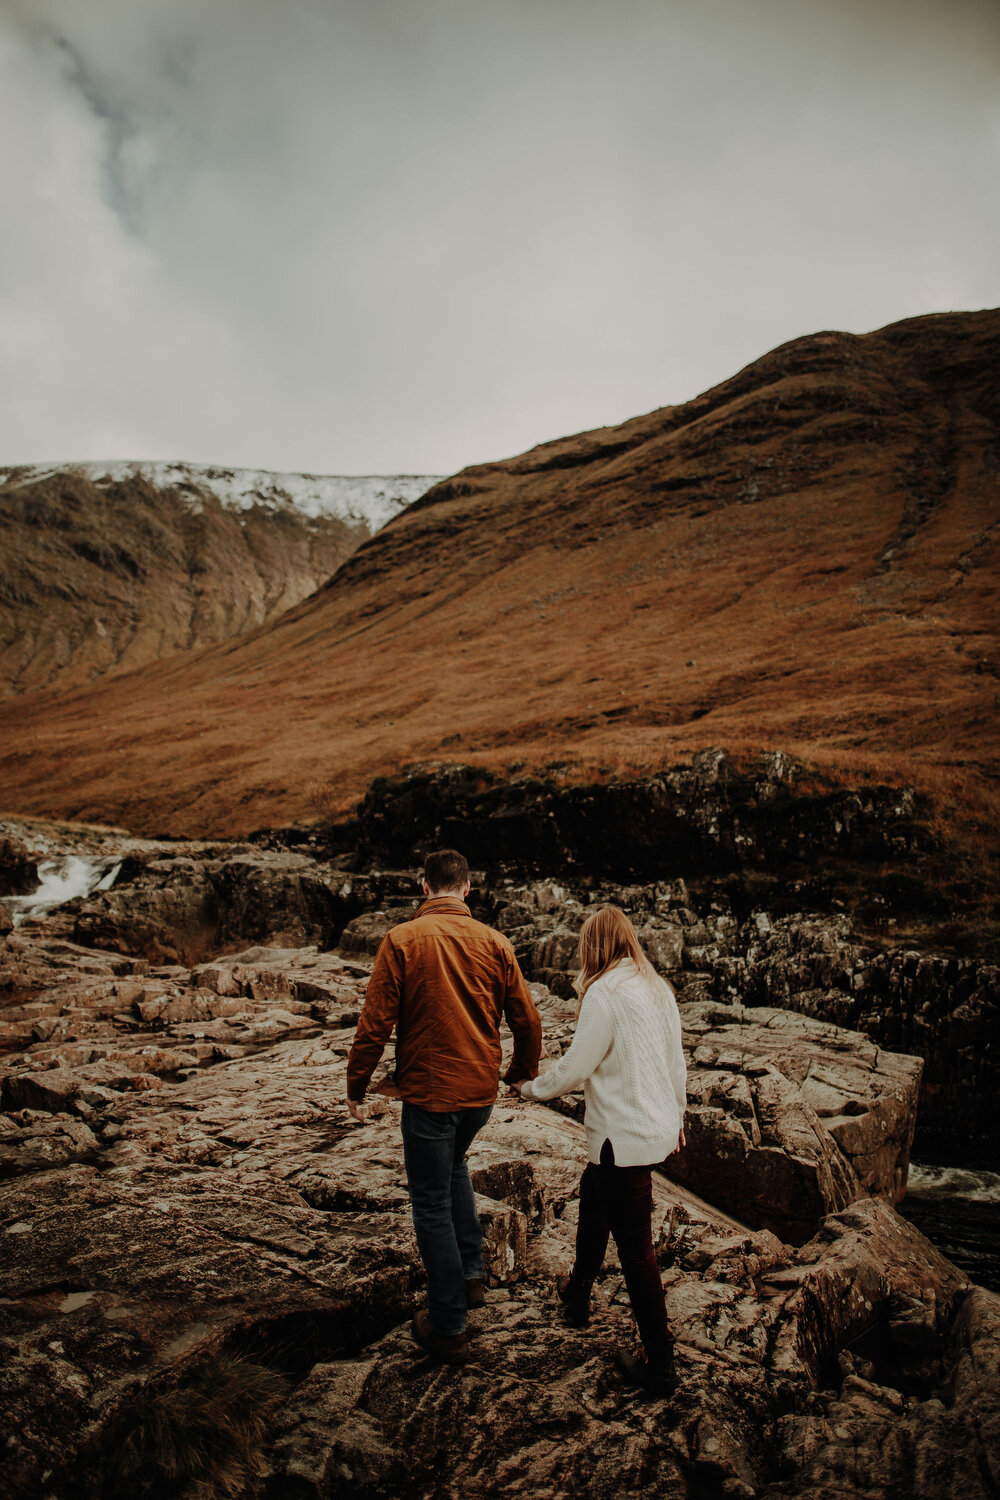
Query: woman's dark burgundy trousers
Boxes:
[{"xmin": 572, "ymin": 1137, "xmax": 672, "ymax": 1361}]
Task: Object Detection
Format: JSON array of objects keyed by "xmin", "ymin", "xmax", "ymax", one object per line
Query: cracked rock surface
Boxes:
[{"xmin": 2, "ymin": 898, "xmax": 998, "ymax": 1499}]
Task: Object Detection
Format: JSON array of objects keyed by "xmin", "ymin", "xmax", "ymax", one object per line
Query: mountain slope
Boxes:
[
  {"xmin": 0, "ymin": 463, "xmax": 439, "ymax": 694},
  {"xmin": 2, "ymin": 310, "xmax": 997, "ymax": 836}
]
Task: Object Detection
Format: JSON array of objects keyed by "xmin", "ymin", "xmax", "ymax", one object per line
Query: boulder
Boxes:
[
  {"xmin": 0, "ymin": 1067, "xmax": 82, "ymax": 1116},
  {"xmin": 737, "ymin": 911, "xmax": 1000, "ymax": 1142},
  {"xmin": 0, "ymin": 1113, "xmax": 99, "ymax": 1177},
  {"xmin": 0, "ymin": 834, "xmax": 38, "ymax": 896},
  {"xmin": 522, "ymin": 988, "xmax": 922, "ymax": 1245},
  {"xmin": 637, "ymin": 916, "xmax": 685, "ymax": 973},
  {"xmin": 667, "ymin": 1002, "xmax": 922, "ymax": 1242},
  {"xmin": 338, "ymin": 907, "xmax": 413, "ymax": 956}
]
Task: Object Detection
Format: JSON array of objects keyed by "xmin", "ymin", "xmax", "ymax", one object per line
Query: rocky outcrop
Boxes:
[
  {"xmin": 673, "ymin": 1002, "xmax": 921, "ymax": 1241},
  {"xmin": 66, "ymin": 851, "xmax": 354, "ymax": 964},
  {"xmin": 480, "ymin": 877, "xmax": 998, "ymax": 1143},
  {"xmin": 50, "ymin": 846, "xmax": 430, "ymax": 968},
  {"xmin": 350, "ymin": 753, "xmax": 934, "ymax": 881},
  {"xmin": 736, "ymin": 912, "xmax": 1000, "ymax": 1138},
  {"xmin": 266, "ymin": 1200, "xmax": 996, "ymax": 1500},
  {"xmin": 7, "ymin": 810, "xmax": 992, "ymax": 1145},
  {"xmin": 0, "ymin": 924, "xmax": 920, "ymax": 1246},
  {"xmin": 5, "ymin": 806, "xmax": 992, "ymax": 1146},
  {"xmin": 1, "ymin": 922, "xmax": 996, "ymax": 1500}
]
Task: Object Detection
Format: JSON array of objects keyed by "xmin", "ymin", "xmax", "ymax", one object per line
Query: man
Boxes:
[{"xmin": 346, "ymin": 848, "xmax": 542, "ymax": 1364}]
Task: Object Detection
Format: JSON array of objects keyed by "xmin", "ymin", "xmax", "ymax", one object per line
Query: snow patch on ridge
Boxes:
[{"xmin": 0, "ymin": 462, "xmax": 444, "ymax": 533}]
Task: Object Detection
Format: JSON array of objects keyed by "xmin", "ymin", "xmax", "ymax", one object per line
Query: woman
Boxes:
[{"xmin": 519, "ymin": 905, "xmax": 687, "ymax": 1397}]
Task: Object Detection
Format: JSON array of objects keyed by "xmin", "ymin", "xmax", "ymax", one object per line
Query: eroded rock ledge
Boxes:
[
  {"xmin": 2, "ymin": 908, "xmax": 998, "ymax": 1499},
  {"xmin": 7, "ymin": 767, "xmax": 992, "ymax": 1145}
]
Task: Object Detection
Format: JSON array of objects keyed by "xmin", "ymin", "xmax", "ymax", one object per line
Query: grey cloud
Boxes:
[
  {"xmin": 1, "ymin": 0, "xmax": 998, "ymax": 475},
  {"xmin": 52, "ymin": 35, "xmax": 147, "ymax": 232}
]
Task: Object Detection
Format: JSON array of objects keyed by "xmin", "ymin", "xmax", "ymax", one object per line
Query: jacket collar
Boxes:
[{"xmin": 415, "ymin": 894, "xmax": 471, "ymax": 918}]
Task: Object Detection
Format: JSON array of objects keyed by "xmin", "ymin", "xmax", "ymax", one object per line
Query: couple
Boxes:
[{"xmin": 345, "ymin": 848, "xmax": 687, "ymax": 1397}]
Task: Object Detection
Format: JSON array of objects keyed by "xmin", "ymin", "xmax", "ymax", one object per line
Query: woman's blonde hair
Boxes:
[{"xmin": 575, "ymin": 905, "xmax": 653, "ymax": 1002}]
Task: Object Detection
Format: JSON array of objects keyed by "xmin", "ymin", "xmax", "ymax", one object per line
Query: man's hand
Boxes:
[{"xmin": 347, "ymin": 1097, "xmax": 368, "ymax": 1123}]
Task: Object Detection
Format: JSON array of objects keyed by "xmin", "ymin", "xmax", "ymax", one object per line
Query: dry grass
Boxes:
[
  {"xmin": 1, "ymin": 311, "xmax": 997, "ymax": 840},
  {"xmin": 105, "ymin": 1353, "xmax": 290, "ymax": 1500}
]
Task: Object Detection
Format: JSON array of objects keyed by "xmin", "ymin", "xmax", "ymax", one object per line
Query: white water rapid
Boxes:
[{"xmin": 7, "ymin": 856, "xmax": 121, "ymax": 926}]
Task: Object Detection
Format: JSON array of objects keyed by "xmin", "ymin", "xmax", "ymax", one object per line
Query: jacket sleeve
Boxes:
[
  {"xmin": 346, "ymin": 935, "xmax": 403, "ymax": 1102},
  {"xmin": 500, "ymin": 946, "xmax": 543, "ymax": 1085},
  {"xmin": 521, "ymin": 987, "xmax": 613, "ymax": 1100}
]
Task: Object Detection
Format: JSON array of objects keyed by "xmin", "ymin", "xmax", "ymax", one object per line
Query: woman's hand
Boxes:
[{"xmin": 674, "ymin": 1126, "xmax": 686, "ymax": 1152}]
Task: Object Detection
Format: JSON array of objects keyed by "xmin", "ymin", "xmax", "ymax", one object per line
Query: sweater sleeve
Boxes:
[
  {"xmin": 663, "ymin": 979, "xmax": 687, "ymax": 1116},
  {"xmin": 521, "ymin": 988, "xmax": 613, "ymax": 1101}
]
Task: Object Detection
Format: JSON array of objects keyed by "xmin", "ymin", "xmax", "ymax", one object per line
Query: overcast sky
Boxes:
[{"xmin": 2, "ymin": 0, "xmax": 998, "ymax": 476}]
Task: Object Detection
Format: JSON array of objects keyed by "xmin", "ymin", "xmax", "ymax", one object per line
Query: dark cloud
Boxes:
[{"xmin": 1, "ymin": 0, "xmax": 998, "ymax": 474}]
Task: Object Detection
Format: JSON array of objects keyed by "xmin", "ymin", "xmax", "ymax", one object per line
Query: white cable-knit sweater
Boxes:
[{"xmin": 520, "ymin": 958, "xmax": 687, "ymax": 1166}]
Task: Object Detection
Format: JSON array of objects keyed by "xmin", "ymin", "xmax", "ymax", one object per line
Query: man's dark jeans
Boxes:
[
  {"xmin": 400, "ymin": 1101, "xmax": 493, "ymax": 1337},
  {"xmin": 572, "ymin": 1137, "xmax": 673, "ymax": 1361}
]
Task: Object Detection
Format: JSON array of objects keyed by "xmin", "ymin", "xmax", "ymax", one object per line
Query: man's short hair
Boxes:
[{"xmin": 423, "ymin": 848, "xmax": 469, "ymax": 893}]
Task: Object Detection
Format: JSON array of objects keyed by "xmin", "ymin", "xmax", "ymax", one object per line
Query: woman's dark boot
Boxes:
[
  {"xmin": 557, "ymin": 1273, "xmax": 594, "ymax": 1327},
  {"xmin": 615, "ymin": 1344, "xmax": 677, "ymax": 1399}
]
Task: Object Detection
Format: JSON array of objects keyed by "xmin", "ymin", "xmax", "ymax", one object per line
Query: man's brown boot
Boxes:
[
  {"xmin": 466, "ymin": 1277, "xmax": 486, "ymax": 1309},
  {"xmin": 411, "ymin": 1309, "xmax": 470, "ymax": 1365}
]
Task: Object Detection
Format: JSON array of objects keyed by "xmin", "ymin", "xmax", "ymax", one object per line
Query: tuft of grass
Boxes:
[{"xmin": 106, "ymin": 1353, "xmax": 290, "ymax": 1500}]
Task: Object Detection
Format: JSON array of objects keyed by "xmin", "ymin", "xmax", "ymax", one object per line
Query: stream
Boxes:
[
  {"xmin": 897, "ymin": 1161, "xmax": 1000, "ymax": 1292},
  {"xmin": 6, "ymin": 855, "xmax": 121, "ymax": 926}
]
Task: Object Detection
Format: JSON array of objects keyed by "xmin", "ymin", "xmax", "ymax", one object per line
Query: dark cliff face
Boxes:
[
  {"xmin": 2, "ymin": 309, "xmax": 998, "ymax": 835},
  {"xmin": 348, "ymin": 751, "xmax": 934, "ymax": 882}
]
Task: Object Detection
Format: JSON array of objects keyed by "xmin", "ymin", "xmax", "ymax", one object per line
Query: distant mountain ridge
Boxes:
[
  {"xmin": 2, "ymin": 309, "xmax": 997, "ymax": 835},
  {"xmin": 0, "ymin": 463, "xmax": 441, "ymax": 696}
]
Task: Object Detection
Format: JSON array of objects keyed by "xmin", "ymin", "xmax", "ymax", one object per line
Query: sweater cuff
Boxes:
[{"xmin": 518, "ymin": 1078, "xmax": 536, "ymax": 1100}]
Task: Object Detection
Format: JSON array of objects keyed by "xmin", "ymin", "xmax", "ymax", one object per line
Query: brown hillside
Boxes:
[
  {"xmin": 2, "ymin": 310, "xmax": 998, "ymax": 837},
  {"xmin": 0, "ymin": 467, "xmax": 412, "ymax": 695}
]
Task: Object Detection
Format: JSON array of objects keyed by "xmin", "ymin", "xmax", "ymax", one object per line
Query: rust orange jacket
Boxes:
[{"xmin": 346, "ymin": 895, "xmax": 542, "ymax": 1110}]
